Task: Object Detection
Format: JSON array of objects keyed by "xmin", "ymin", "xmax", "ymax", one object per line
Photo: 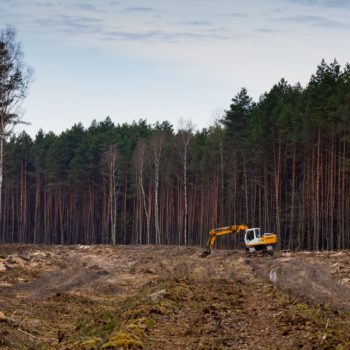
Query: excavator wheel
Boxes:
[{"xmin": 264, "ymin": 245, "xmax": 274, "ymax": 256}]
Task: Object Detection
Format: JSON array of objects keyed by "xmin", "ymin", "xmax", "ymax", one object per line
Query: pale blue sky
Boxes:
[{"xmin": 1, "ymin": 0, "xmax": 350, "ymax": 136}]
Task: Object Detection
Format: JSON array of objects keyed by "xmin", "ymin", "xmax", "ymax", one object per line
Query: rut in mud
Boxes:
[
  {"xmin": 0, "ymin": 245, "xmax": 349, "ymax": 349},
  {"xmin": 249, "ymin": 255, "xmax": 350, "ymax": 312}
]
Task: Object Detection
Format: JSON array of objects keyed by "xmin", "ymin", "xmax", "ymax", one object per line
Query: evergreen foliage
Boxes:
[{"xmin": 2, "ymin": 60, "xmax": 350, "ymax": 250}]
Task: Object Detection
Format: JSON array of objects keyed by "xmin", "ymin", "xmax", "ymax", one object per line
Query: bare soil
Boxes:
[{"xmin": 0, "ymin": 245, "xmax": 349, "ymax": 349}]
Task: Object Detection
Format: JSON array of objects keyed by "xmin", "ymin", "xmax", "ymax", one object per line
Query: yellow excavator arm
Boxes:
[{"xmin": 201, "ymin": 224, "xmax": 248, "ymax": 257}]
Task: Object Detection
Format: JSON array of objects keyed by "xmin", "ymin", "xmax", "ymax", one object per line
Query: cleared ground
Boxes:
[{"xmin": 0, "ymin": 245, "xmax": 349, "ymax": 349}]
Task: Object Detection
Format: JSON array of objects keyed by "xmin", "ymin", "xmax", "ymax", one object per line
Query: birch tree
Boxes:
[
  {"xmin": 133, "ymin": 139, "xmax": 151, "ymax": 244},
  {"xmin": 0, "ymin": 26, "xmax": 32, "ymax": 231},
  {"xmin": 176, "ymin": 119, "xmax": 194, "ymax": 246},
  {"xmin": 149, "ymin": 131, "xmax": 165, "ymax": 244},
  {"xmin": 101, "ymin": 144, "xmax": 118, "ymax": 244}
]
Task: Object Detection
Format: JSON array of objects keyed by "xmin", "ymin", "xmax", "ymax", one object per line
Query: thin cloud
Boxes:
[
  {"xmin": 183, "ymin": 20, "xmax": 212, "ymax": 26},
  {"xmin": 284, "ymin": 0, "xmax": 319, "ymax": 5},
  {"xmin": 254, "ymin": 28, "xmax": 283, "ymax": 33},
  {"xmin": 221, "ymin": 12, "xmax": 249, "ymax": 18},
  {"xmin": 103, "ymin": 30, "xmax": 163, "ymax": 41},
  {"xmin": 36, "ymin": 14, "xmax": 103, "ymax": 34},
  {"xmin": 35, "ymin": 1, "xmax": 56, "ymax": 8},
  {"xmin": 283, "ymin": 0, "xmax": 350, "ymax": 7},
  {"xmin": 75, "ymin": 3, "xmax": 96, "ymax": 11},
  {"xmin": 103, "ymin": 28, "xmax": 229, "ymax": 43},
  {"xmin": 170, "ymin": 20, "xmax": 212, "ymax": 27},
  {"xmin": 175, "ymin": 31, "xmax": 229, "ymax": 40},
  {"xmin": 120, "ymin": 7, "xmax": 159, "ymax": 14},
  {"xmin": 276, "ymin": 14, "xmax": 344, "ymax": 27},
  {"xmin": 279, "ymin": 14, "xmax": 328, "ymax": 22},
  {"xmin": 323, "ymin": 0, "xmax": 350, "ymax": 6},
  {"xmin": 6, "ymin": 0, "xmax": 348, "ymax": 49}
]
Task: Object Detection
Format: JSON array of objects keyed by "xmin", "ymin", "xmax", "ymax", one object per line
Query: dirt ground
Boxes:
[{"xmin": 0, "ymin": 245, "xmax": 349, "ymax": 349}]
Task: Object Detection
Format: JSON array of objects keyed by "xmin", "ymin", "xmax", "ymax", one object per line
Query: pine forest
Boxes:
[{"xmin": 2, "ymin": 60, "xmax": 350, "ymax": 251}]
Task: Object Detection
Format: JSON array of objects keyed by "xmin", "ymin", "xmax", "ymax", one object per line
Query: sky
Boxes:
[{"xmin": 1, "ymin": 0, "xmax": 350, "ymax": 137}]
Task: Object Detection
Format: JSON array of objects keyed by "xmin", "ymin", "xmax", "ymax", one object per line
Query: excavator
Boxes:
[{"xmin": 200, "ymin": 224, "xmax": 278, "ymax": 257}]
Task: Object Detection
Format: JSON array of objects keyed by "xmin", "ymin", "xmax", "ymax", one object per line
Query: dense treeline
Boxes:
[{"xmin": 2, "ymin": 60, "xmax": 350, "ymax": 250}]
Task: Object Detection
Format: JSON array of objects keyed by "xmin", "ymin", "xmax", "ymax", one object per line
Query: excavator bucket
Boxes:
[{"xmin": 199, "ymin": 249, "xmax": 211, "ymax": 258}]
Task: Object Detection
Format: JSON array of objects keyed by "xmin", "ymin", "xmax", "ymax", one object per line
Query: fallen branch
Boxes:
[{"xmin": 17, "ymin": 328, "xmax": 42, "ymax": 340}]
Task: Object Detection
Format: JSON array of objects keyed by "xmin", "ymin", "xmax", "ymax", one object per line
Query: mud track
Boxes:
[{"xmin": 0, "ymin": 245, "xmax": 349, "ymax": 349}]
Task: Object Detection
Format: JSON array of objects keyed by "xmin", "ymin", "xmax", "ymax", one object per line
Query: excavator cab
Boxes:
[
  {"xmin": 245, "ymin": 228, "xmax": 277, "ymax": 255},
  {"xmin": 245, "ymin": 228, "xmax": 261, "ymax": 245}
]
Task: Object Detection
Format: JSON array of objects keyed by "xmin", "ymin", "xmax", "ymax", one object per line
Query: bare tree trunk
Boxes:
[
  {"xmin": 133, "ymin": 139, "xmax": 151, "ymax": 244},
  {"xmin": 183, "ymin": 147, "xmax": 188, "ymax": 246},
  {"xmin": 220, "ymin": 140, "xmax": 224, "ymax": 226},
  {"xmin": 154, "ymin": 164, "xmax": 160, "ymax": 244},
  {"xmin": 34, "ymin": 173, "xmax": 41, "ymax": 244},
  {"xmin": 176, "ymin": 119, "xmax": 194, "ymax": 246},
  {"xmin": 141, "ymin": 170, "xmax": 150, "ymax": 244},
  {"xmin": 288, "ymin": 145, "xmax": 296, "ymax": 250},
  {"xmin": 110, "ymin": 147, "xmax": 117, "ymax": 245},
  {"xmin": 150, "ymin": 132, "xmax": 164, "ymax": 245},
  {"xmin": 0, "ymin": 120, "xmax": 3, "ymax": 241},
  {"xmin": 273, "ymin": 142, "xmax": 281, "ymax": 243},
  {"xmin": 101, "ymin": 144, "xmax": 118, "ymax": 244},
  {"xmin": 314, "ymin": 127, "xmax": 321, "ymax": 250}
]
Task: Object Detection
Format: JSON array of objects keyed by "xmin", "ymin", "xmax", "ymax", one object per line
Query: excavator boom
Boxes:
[{"xmin": 200, "ymin": 224, "xmax": 248, "ymax": 257}]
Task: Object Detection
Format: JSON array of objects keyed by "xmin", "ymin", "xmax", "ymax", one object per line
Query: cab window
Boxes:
[{"xmin": 246, "ymin": 230, "xmax": 254, "ymax": 241}]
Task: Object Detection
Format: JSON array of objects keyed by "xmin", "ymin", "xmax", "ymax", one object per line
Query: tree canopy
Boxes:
[{"xmin": 2, "ymin": 59, "xmax": 350, "ymax": 250}]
